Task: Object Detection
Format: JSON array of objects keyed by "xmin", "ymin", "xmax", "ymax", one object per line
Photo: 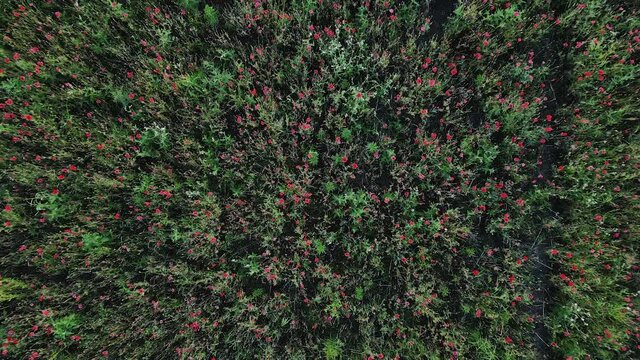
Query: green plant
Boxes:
[
  {"xmin": 52, "ymin": 314, "xmax": 81, "ymax": 340},
  {"xmin": 0, "ymin": 278, "xmax": 27, "ymax": 302},
  {"xmin": 204, "ymin": 5, "xmax": 219, "ymax": 27},
  {"xmin": 323, "ymin": 338, "xmax": 343, "ymax": 360}
]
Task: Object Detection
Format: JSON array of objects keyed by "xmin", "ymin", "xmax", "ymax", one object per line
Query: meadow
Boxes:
[{"xmin": 0, "ymin": 0, "xmax": 638, "ymax": 359}]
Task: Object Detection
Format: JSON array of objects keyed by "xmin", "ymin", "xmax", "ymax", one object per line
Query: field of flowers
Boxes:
[{"xmin": 0, "ymin": 0, "xmax": 638, "ymax": 359}]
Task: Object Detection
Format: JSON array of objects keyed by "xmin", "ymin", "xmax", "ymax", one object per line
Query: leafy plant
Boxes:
[
  {"xmin": 323, "ymin": 338, "xmax": 343, "ymax": 360},
  {"xmin": 0, "ymin": 278, "xmax": 27, "ymax": 302},
  {"xmin": 204, "ymin": 5, "xmax": 219, "ymax": 27},
  {"xmin": 52, "ymin": 314, "xmax": 81, "ymax": 340}
]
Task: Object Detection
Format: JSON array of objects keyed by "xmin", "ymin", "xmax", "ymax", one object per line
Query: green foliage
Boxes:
[
  {"xmin": 0, "ymin": 278, "xmax": 27, "ymax": 302},
  {"xmin": 204, "ymin": 5, "xmax": 219, "ymax": 27},
  {"xmin": 354, "ymin": 286, "xmax": 364, "ymax": 301},
  {"xmin": 179, "ymin": 0, "xmax": 200, "ymax": 11},
  {"xmin": 139, "ymin": 125, "xmax": 170, "ymax": 158},
  {"xmin": 82, "ymin": 233, "xmax": 112, "ymax": 256},
  {"xmin": 0, "ymin": 0, "xmax": 636, "ymax": 359},
  {"xmin": 52, "ymin": 314, "xmax": 80, "ymax": 340},
  {"xmin": 323, "ymin": 338, "xmax": 343, "ymax": 360}
]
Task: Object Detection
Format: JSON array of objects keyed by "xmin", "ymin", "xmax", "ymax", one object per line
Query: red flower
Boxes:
[
  {"xmin": 341, "ymin": 156, "xmax": 348, "ymax": 163},
  {"xmin": 504, "ymin": 336, "xmax": 513, "ymax": 344},
  {"xmin": 450, "ymin": 68, "xmax": 458, "ymax": 76}
]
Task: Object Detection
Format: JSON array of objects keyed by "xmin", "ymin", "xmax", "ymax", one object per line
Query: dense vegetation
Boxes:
[{"xmin": 0, "ymin": 0, "xmax": 638, "ymax": 359}]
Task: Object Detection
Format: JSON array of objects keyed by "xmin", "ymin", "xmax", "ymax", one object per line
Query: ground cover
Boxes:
[{"xmin": 0, "ymin": 1, "xmax": 638, "ymax": 359}]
